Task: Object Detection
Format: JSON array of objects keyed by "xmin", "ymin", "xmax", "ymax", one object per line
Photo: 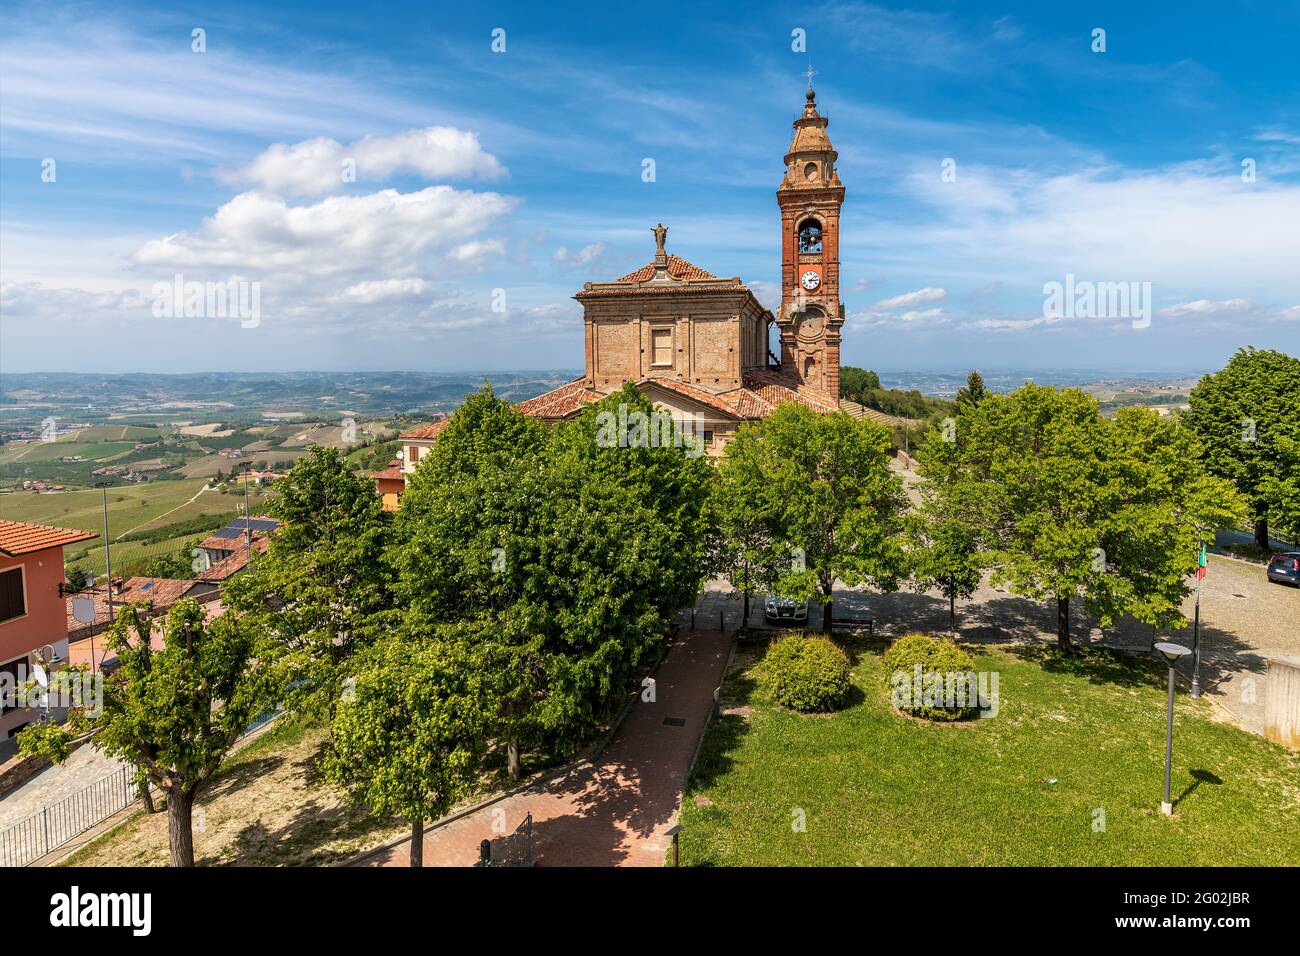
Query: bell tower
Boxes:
[{"xmin": 776, "ymin": 75, "xmax": 845, "ymax": 399}]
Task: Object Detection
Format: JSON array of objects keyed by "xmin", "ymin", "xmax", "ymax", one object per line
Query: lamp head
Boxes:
[{"xmin": 1154, "ymin": 641, "xmax": 1191, "ymax": 666}]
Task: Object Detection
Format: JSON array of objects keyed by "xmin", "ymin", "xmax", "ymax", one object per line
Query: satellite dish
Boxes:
[
  {"xmin": 72, "ymin": 596, "xmax": 97, "ymax": 624},
  {"xmin": 395, "ymin": 449, "xmax": 404, "ymax": 461},
  {"xmin": 31, "ymin": 662, "xmax": 48, "ymax": 688}
]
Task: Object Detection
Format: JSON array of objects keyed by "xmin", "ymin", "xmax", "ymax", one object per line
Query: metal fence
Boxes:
[
  {"xmin": 476, "ymin": 812, "xmax": 534, "ymax": 867},
  {"xmin": 0, "ymin": 765, "xmax": 134, "ymax": 867}
]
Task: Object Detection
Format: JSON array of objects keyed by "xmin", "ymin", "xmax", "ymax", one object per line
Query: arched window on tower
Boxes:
[{"xmin": 798, "ymin": 219, "xmax": 822, "ymax": 254}]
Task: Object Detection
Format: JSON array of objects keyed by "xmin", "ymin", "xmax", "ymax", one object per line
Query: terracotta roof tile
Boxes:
[
  {"xmin": 515, "ymin": 379, "xmax": 605, "ymax": 419},
  {"xmin": 400, "ymin": 420, "xmax": 450, "ymax": 441},
  {"xmin": 372, "ymin": 460, "xmax": 404, "ymax": 481},
  {"xmin": 0, "ymin": 519, "xmax": 98, "ymax": 556},
  {"xmin": 196, "ymin": 536, "xmax": 269, "ymax": 582},
  {"xmin": 516, "ymin": 373, "xmax": 838, "ymax": 423},
  {"xmin": 615, "ymin": 255, "xmax": 717, "ymax": 283}
]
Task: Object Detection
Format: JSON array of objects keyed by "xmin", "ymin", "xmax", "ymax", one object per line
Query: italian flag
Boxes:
[{"xmin": 1196, "ymin": 544, "xmax": 1208, "ymax": 579}]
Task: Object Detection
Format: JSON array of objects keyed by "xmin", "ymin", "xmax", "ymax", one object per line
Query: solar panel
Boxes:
[{"xmin": 216, "ymin": 518, "xmax": 278, "ymax": 537}]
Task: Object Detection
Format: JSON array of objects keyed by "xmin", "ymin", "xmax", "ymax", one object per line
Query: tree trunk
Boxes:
[
  {"xmin": 742, "ymin": 590, "xmax": 750, "ymax": 630},
  {"xmin": 409, "ymin": 818, "xmax": 424, "ymax": 868},
  {"xmin": 507, "ymin": 736, "xmax": 521, "ymax": 782},
  {"xmin": 140, "ymin": 779, "xmax": 156, "ymax": 814},
  {"xmin": 167, "ymin": 787, "xmax": 195, "ymax": 867},
  {"xmin": 821, "ymin": 581, "xmax": 833, "ymax": 635},
  {"xmin": 949, "ymin": 594, "xmax": 956, "ymax": 635},
  {"xmin": 1056, "ymin": 596, "xmax": 1071, "ymax": 651},
  {"xmin": 1254, "ymin": 516, "xmax": 1269, "ymax": 551}
]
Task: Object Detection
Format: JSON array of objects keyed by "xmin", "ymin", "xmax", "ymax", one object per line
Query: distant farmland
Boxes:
[{"xmin": 0, "ymin": 478, "xmax": 270, "ymax": 540}]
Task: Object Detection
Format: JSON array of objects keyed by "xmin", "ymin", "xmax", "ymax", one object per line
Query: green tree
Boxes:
[
  {"xmin": 140, "ymin": 539, "xmax": 200, "ymax": 580},
  {"xmin": 395, "ymin": 384, "xmax": 715, "ymax": 779},
  {"xmin": 909, "ymin": 514, "xmax": 982, "ymax": 635},
  {"xmin": 1184, "ymin": 348, "xmax": 1300, "ymax": 547},
  {"xmin": 719, "ymin": 404, "xmax": 908, "ymax": 633},
  {"xmin": 326, "ymin": 632, "xmax": 487, "ymax": 867},
  {"xmin": 223, "ymin": 445, "xmax": 393, "ymax": 719},
  {"xmin": 709, "ymin": 462, "xmax": 781, "ymax": 628},
  {"xmin": 88, "ymin": 600, "xmax": 273, "ymax": 866},
  {"xmin": 921, "ymin": 385, "xmax": 1243, "ymax": 648},
  {"xmin": 839, "ymin": 366, "xmax": 881, "ymax": 401},
  {"xmin": 953, "ymin": 370, "xmax": 988, "ymax": 411},
  {"xmin": 64, "ymin": 565, "xmax": 89, "ymax": 592}
]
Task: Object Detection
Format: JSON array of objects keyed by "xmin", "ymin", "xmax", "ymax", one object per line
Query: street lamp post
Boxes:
[
  {"xmin": 1155, "ymin": 642, "xmax": 1191, "ymax": 817},
  {"xmin": 1190, "ymin": 533, "xmax": 1205, "ymax": 699}
]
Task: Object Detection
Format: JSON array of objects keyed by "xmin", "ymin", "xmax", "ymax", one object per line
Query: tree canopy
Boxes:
[
  {"xmin": 919, "ymin": 383, "xmax": 1244, "ymax": 647},
  {"xmin": 326, "ymin": 632, "xmax": 488, "ymax": 867},
  {"xmin": 393, "ymin": 383, "xmax": 715, "ymax": 777},
  {"xmin": 717, "ymin": 404, "xmax": 909, "ymax": 632},
  {"xmin": 90, "ymin": 599, "xmax": 274, "ymax": 866},
  {"xmin": 222, "ymin": 444, "xmax": 393, "ymax": 718},
  {"xmin": 1184, "ymin": 347, "xmax": 1300, "ymax": 545}
]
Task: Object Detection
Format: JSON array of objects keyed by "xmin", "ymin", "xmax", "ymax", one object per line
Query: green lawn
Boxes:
[{"xmin": 678, "ymin": 638, "xmax": 1300, "ymax": 866}]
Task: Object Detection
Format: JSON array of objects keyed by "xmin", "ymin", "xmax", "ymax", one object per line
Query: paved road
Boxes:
[
  {"xmin": 358, "ymin": 604, "xmax": 736, "ymax": 867},
  {"xmin": 0, "ymin": 743, "xmax": 125, "ymax": 830}
]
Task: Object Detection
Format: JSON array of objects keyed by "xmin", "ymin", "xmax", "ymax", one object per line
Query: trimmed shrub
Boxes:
[
  {"xmin": 764, "ymin": 632, "xmax": 852, "ymax": 712},
  {"xmin": 881, "ymin": 632, "xmax": 979, "ymax": 721}
]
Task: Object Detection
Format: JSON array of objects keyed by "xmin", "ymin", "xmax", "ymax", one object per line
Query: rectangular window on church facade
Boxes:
[{"xmin": 651, "ymin": 328, "xmax": 673, "ymax": 367}]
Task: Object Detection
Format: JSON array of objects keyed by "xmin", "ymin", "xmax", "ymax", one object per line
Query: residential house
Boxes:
[{"xmin": 0, "ymin": 520, "xmax": 98, "ymax": 745}]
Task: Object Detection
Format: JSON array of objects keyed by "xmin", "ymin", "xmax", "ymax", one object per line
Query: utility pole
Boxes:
[
  {"xmin": 94, "ymin": 481, "xmax": 114, "ymax": 674},
  {"xmin": 244, "ymin": 464, "xmax": 252, "ymax": 549}
]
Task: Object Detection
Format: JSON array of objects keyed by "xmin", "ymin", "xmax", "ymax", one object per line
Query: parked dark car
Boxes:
[
  {"xmin": 765, "ymin": 594, "xmax": 809, "ymax": 625},
  {"xmin": 1266, "ymin": 551, "xmax": 1300, "ymax": 587}
]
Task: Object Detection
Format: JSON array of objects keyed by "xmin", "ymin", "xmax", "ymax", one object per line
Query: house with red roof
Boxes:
[{"xmin": 0, "ymin": 520, "xmax": 98, "ymax": 745}]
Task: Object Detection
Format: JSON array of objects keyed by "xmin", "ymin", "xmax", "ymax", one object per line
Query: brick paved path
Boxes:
[{"xmin": 358, "ymin": 618, "xmax": 735, "ymax": 868}]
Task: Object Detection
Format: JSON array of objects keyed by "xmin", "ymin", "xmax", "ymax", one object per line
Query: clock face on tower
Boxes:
[{"xmin": 800, "ymin": 270, "xmax": 820, "ymax": 291}]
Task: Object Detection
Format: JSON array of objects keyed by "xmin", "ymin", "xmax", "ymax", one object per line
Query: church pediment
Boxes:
[{"xmin": 637, "ymin": 380, "xmax": 743, "ymax": 421}]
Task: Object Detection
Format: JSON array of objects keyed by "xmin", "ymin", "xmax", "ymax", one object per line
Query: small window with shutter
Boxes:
[{"xmin": 0, "ymin": 567, "xmax": 25, "ymax": 624}]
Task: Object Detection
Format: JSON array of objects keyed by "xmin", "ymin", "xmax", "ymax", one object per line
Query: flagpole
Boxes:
[{"xmin": 1191, "ymin": 530, "xmax": 1204, "ymax": 699}]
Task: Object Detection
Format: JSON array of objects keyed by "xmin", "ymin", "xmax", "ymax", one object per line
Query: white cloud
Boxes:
[
  {"xmin": 225, "ymin": 128, "xmax": 506, "ymax": 197},
  {"xmin": 131, "ymin": 187, "xmax": 515, "ymax": 278},
  {"xmin": 1159, "ymin": 298, "xmax": 1254, "ymax": 317},
  {"xmin": 552, "ymin": 242, "xmax": 607, "ymax": 268},
  {"xmin": 875, "ymin": 287, "xmax": 947, "ymax": 309},
  {"xmin": 899, "ymin": 162, "xmax": 1300, "ymax": 295},
  {"xmin": 338, "ymin": 278, "xmax": 432, "ymax": 304}
]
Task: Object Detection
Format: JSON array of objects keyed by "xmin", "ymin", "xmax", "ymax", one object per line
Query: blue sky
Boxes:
[{"xmin": 1, "ymin": 0, "xmax": 1297, "ymax": 375}]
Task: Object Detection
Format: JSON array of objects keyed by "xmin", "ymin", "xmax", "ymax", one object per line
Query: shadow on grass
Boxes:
[
  {"xmin": 1175, "ymin": 769, "xmax": 1224, "ymax": 809},
  {"xmin": 1005, "ymin": 642, "xmax": 1168, "ymax": 691},
  {"xmin": 215, "ymin": 735, "xmax": 396, "ymax": 866},
  {"xmin": 219, "ymin": 795, "xmax": 396, "ymax": 867},
  {"xmin": 201, "ymin": 754, "xmax": 287, "ymax": 802}
]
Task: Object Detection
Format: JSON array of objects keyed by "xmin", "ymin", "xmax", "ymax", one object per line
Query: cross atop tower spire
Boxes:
[{"xmin": 803, "ymin": 63, "xmax": 817, "ymax": 93}]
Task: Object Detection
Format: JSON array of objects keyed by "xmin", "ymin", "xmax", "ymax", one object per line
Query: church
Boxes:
[
  {"xmin": 516, "ymin": 83, "xmax": 847, "ymax": 455},
  {"xmin": 376, "ymin": 84, "xmax": 849, "ymax": 506}
]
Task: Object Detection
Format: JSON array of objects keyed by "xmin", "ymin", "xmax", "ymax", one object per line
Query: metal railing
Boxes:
[
  {"xmin": 0, "ymin": 709, "xmax": 281, "ymax": 867},
  {"xmin": 0, "ymin": 765, "xmax": 134, "ymax": 867}
]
